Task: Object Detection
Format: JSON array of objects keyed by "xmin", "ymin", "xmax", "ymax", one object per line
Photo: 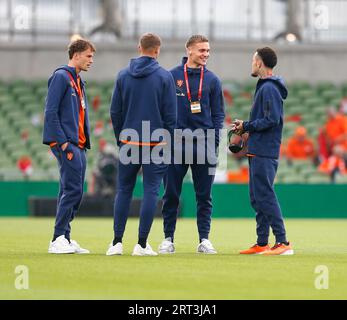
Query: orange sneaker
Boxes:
[
  {"xmin": 239, "ymin": 244, "xmax": 270, "ymax": 255},
  {"xmin": 263, "ymin": 242, "xmax": 294, "ymax": 255}
]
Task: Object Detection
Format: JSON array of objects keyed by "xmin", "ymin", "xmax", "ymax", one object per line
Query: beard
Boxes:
[{"xmin": 251, "ymin": 72, "xmax": 258, "ymax": 78}]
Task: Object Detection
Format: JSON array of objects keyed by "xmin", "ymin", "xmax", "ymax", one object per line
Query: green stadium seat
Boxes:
[
  {"xmin": 341, "ymin": 82, "xmax": 347, "ymax": 96},
  {"xmin": 35, "ymin": 86, "xmax": 48, "ymax": 98},
  {"xmin": 17, "ymin": 92, "xmax": 37, "ymax": 101},
  {"xmin": 311, "ymin": 104, "xmax": 328, "ymax": 116},
  {"xmin": 306, "ymin": 175, "xmax": 330, "ymax": 184},
  {"xmin": 297, "ymin": 88, "xmax": 316, "ymax": 100},
  {"xmin": 281, "ymin": 174, "xmax": 306, "ymax": 183},
  {"xmin": 0, "ymin": 168, "xmax": 25, "ymax": 181},
  {"xmin": 242, "ymin": 79, "xmax": 258, "ymax": 93},
  {"xmin": 301, "ymin": 113, "xmax": 318, "ymax": 123},
  {"xmin": 0, "ymin": 103, "xmax": 16, "ymax": 115},
  {"xmin": 232, "ymin": 97, "xmax": 252, "ymax": 109},
  {"xmin": 286, "ymin": 105, "xmax": 303, "ymax": 115},
  {"xmin": 316, "ymin": 81, "xmax": 335, "ymax": 92},
  {"xmin": 328, "ymin": 98, "xmax": 343, "ymax": 109},
  {"xmin": 335, "ymin": 175, "xmax": 347, "ymax": 184},
  {"xmin": 11, "ymin": 87, "xmax": 33, "ymax": 97},
  {"xmin": 321, "ymin": 90, "xmax": 343, "ymax": 104},
  {"xmin": 285, "ymin": 96, "xmax": 301, "ymax": 105},
  {"xmin": 0, "ymin": 79, "xmax": 343, "ymax": 183},
  {"xmin": 24, "ymin": 103, "xmax": 41, "ymax": 115},
  {"xmin": 0, "ymin": 94, "xmax": 15, "ymax": 104},
  {"xmin": 277, "ymin": 166, "xmax": 295, "ymax": 178},
  {"xmin": 222, "ymin": 80, "xmax": 241, "ymax": 96},
  {"xmin": 9, "ymin": 79, "xmax": 30, "ymax": 87}
]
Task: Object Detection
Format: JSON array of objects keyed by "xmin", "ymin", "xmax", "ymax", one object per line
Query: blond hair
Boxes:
[{"xmin": 185, "ymin": 35, "xmax": 209, "ymax": 48}]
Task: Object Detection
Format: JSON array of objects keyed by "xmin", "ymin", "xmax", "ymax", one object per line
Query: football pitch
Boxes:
[{"xmin": 0, "ymin": 217, "xmax": 346, "ymax": 300}]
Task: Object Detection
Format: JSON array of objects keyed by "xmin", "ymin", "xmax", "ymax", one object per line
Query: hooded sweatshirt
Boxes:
[
  {"xmin": 110, "ymin": 56, "xmax": 177, "ymax": 145},
  {"xmin": 43, "ymin": 65, "xmax": 91, "ymax": 149},
  {"xmin": 170, "ymin": 57, "xmax": 225, "ymax": 146},
  {"xmin": 243, "ymin": 76, "xmax": 288, "ymax": 159}
]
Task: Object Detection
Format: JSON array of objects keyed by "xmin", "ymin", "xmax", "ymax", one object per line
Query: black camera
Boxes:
[{"xmin": 228, "ymin": 128, "xmax": 244, "ymax": 153}]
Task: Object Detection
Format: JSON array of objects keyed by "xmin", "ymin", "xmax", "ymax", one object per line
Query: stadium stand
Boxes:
[{"xmin": 1, "ymin": 79, "xmax": 347, "ymax": 183}]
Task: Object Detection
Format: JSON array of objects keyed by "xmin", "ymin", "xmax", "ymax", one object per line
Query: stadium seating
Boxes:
[{"xmin": 0, "ymin": 79, "xmax": 346, "ymax": 183}]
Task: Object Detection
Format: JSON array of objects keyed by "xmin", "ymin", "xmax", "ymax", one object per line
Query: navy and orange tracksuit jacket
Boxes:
[
  {"xmin": 243, "ymin": 76, "xmax": 288, "ymax": 158},
  {"xmin": 171, "ymin": 57, "xmax": 225, "ymax": 146},
  {"xmin": 43, "ymin": 65, "xmax": 91, "ymax": 149}
]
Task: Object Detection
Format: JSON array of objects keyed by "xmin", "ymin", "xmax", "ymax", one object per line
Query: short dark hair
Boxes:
[
  {"xmin": 139, "ymin": 33, "xmax": 161, "ymax": 51},
  {"xmin": 256, "ymin": 47, "xmax": 277, "ymax": 69},
  {"xmin": 185, "ymin": 35, "xmax": 209, "ymax": 48},
  {"xmin": 68, "ymin": 39, "xmax": 96, "ymax": 59}
]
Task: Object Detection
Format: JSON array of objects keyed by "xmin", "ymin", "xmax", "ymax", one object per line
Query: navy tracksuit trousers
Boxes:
[
  {"xmin": 51, "ymin": 144, "xmax": 86, "ymax": 239},
  {"xmin": 162, "ymin": 141, "xmax": 216, "ymax": 241},
  {"xmin": 113, "ymin": 146, "xmax": 168, "ymax": 239},
  {"xmin": 248, "ymin": 156, "xmax": 287, "ymax": 244}
]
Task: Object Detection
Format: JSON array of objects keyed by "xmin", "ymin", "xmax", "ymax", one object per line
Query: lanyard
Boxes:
[
  {"xmin": 66, "ymin": 71, "xmax": 85, "ymax": 108},
  {"xmin": 183, "ymin": 63, "xmax": 204, "ymax": 102}
]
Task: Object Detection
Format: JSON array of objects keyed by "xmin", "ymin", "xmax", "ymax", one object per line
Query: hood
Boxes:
[
  {"xmin": 257, "ymin": 76, "xmax": 288, "ymax": 100},
  {"xmin": 51, "ymin": 65, "xmax": 86, "ymax": 87},
  {"xmin": 54, "ymin": 65, "xmax": 79, "ymax": 81},
  {"xmin": 181, "ymin": 57, "xmax": 188, "ymax": 66},
  {"xmin": 128, "ymin": 56, "xmax": 160, "ymax": 78}
]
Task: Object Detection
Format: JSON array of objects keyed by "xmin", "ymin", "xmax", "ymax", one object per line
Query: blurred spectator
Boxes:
[
  {"xmin": 227, "ymin": 165, "xmax": 249, "ymax": 183},
  {"xmin": 339, "ymin": 97, "xmax": 347, "ymax": 115},
  {"xmin": 20, "ymin": 130, "xmax": 29, "ymax": 144},
  {"xmin": 17, "ymin": 155, "xmax": 33, "ymax": 179},
  {"xmin": 318, "ymin": 145, "xmax": 346, "ymax": 183},
  {"xmin": 223, "ymin": 89, "xmax": 233, "ymax": 105},
  {"xmin": 317, "ymin": 127, "xmax": 330, "ymax": 161},
  {"xmin": 98, "ymin": 137, "xmax": 107, "ymax": 151},
  {"xmin": 107, "ymin": 118, "xmax": 113, "ymax": 130},
  {"xmin": 285, "ymin": 126, "xmax": 316, "ymax": 163},
  {"xmin": 224, "ymin": 113, "xmax": 232, "ymax": 125},
  {"xmin": 92, "ymin": 95, "xmax": 101, "ymax": 112},
  {"xmin": 240, "ymin": 92, "xmax": 251, "ymax": 99},
  {"xmin": 31, "ymin": 113, "xmax": 42, "ymax": 127},
  {"xmin": 324, "ymin": 107, "xmax": 347, "ymax": 150},
  {"xmin": 93, "ymin": 120, "xmax": 104, "ymax": 137},
  {"xmin": 318, "ymin": 107, "xmax": 347, "ymax": 162},
  {"xmin": 285, "ymin": 114, "xmax": 301, "ymax": 123},
  {"xmin": 90, "ymin": 142, "xmax": 118, "ymax": 197},
  {"xmin": 339, "ymin": 139, "xmax": 347, "ymax": 155},
  {"xmin": 280, "ymin": 140, "xmax": 287, "ymax": 158}
]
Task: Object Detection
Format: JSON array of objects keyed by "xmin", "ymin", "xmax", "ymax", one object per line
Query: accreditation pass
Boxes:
[{"xmin": 190, "ymin": 101, "xmax": 202, "ymax": 113}]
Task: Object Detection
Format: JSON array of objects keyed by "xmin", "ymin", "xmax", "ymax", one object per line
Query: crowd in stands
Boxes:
[
  {"xmin": 2, "ymin": 79, "xmax": 346, "ymax": 184},
  {"xmin": 316, "ymin": 107, "xmax": 347, "ymax": 182},
  {"xmin": 227, "ymin": 99, "xmax": 347, "ymax": 184}
]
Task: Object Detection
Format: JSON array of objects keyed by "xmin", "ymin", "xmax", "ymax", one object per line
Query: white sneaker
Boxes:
[
  {"xmin": 70, "ymin": 240, "xmax": 90, "ymax": 254},
  {"xmin": 132, "ymin": 243, "xmax": 158, "ymax": 256},
  {"xmin": 158, "ymin": 238, "xmax": 175, "ymax": 254},
  {"xmin": 106, "ymin": 242, "xmax": 123, "ymax": 256},
  {"xmin": 48, "ymin": 235, "xmax": 75, "ymax": 254},
  {"xmin": 197, "ymin": 239, "xmax": 217, "ymax": 254}
]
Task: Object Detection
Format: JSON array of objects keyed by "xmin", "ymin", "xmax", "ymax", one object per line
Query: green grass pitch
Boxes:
[{"xmin": 0, "ymin": 217, "xmax": 346, "ymax": 299}]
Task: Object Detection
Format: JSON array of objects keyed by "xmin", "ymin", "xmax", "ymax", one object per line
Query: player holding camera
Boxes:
[{"xmin": 232, "ymin": 47, "xmax": 293, "ymax": 255}]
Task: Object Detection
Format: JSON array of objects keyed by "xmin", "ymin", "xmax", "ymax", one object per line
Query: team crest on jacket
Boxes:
[
  {"xmin": 176, "ymin": 80, "xmax": 184, "ymax": 88},
  {"xmin": 67, "ymin": 152, "xmax": 74, "ymax": 161}
]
